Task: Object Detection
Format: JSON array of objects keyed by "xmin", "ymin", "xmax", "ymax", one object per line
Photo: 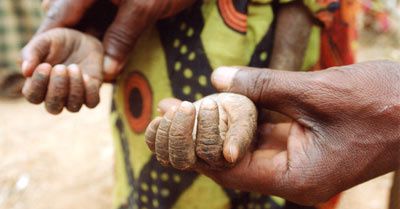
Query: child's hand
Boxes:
[
  {"xmin": 21, "ymin": 28, "xmax": 103, "ymax": 114},
  {"xmin": 145, "ymin": 93, "xmax": 257, "ymax": 170}
]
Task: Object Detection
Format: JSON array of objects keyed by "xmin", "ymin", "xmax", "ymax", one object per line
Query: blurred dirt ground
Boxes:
[
  {"xmin": 0, "ymin": 29, "xmax": 400, "ymax": 209},
  {"xmin": 0, "ymin": 86, "xmax": 114, "ymax": 209}
]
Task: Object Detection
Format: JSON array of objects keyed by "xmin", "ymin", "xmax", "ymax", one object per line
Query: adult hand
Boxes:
[
  {"xmin": 202, "ymin": 61, "xmax": 400, "ymax": 205},
  {"xmin": 24, "ymin": 0, "xmax": 195, "ymax": 81}
]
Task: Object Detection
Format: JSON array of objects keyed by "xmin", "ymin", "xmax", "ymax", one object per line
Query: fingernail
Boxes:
[
  {"xmin": 22, "ymin": 78, "xmax": 31, "ymax": 96},
  {"xmin": 54, "ymin": 65, "xmax": 66, "ymax": 73},
  {"xmin": 201, "ymin": 98, "xmax": 216, "ymax": 109},
  {"xmin": 227, "ymin": 144, "xmax": 239, "ymax": 163},
  {"xmin": 103, "ymin": 56, "xmax": 120, "ymax": 75},
  {"xmin": 211, "ymin": 67, "xmax": 239, "ymax": 91},
  {"xmin": 68, "ymin": 64, "xmax": 80, "ymax": 73},
  {"xmin": 21, "ymin": 61, "xmax": 32, "ymax": 76},
  {"xmin": 83, "ymin": 74, "xmax": 90, "ymax": 83},
  {"xmin": 157, "ymin": 108, "xmax": 163, "ymax": 115},
  {"xmin": 180, "ymin": 101, "xmax": 194, "ymax": 114}
]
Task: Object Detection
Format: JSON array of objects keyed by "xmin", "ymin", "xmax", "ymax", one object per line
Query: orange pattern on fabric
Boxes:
[
  {"xmin": 123, "ymin": 72, "xmax": 153, "ymax": 133},
  {"xmin": 315, "ymin": 0, "xmax": 358, "ymax": 69},
  {"xmin": 218, "ymin": 0, "xmax": 247, "ymax": 33},
  {"xmin": 315, "ymin": 1, "xmax": 359, "ymax": 208}
]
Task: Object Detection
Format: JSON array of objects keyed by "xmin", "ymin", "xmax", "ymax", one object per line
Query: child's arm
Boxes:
[
  {"xmin": 145, "ymin": 93, "xmax": 257, "ymax": 170},
  {"xmin": 21, "ymin": 28, "xmax": 103, "ymax": 114}
]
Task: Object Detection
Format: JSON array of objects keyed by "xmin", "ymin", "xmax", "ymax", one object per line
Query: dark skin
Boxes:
[
  {"xmin": 25, "ymin": 0, "xmax": 196, "ymax": 81},
  {"xmin": 145, "ymin": 2, "xmax": 313, "ymax": 171},
  {"xmin": 207, "ymin": 61, "xmax": 400, "ymax": 205},
  {"xmin": 22, "ymin": 0, "xmax": 196, "ymax": 113},
  {"xmin": 22, "ymin": 28, "xmax": 103, "ymax": 114},
  {"xmin": 145, "ymin": 93, "xmax": 258, "ymax": 170}
]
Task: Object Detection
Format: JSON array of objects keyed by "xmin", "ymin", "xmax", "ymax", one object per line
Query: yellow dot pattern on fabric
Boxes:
[
  {"xmin": 183, "ymin": 68, "xmax": 193, "ymax": 78},
  {"xmin": 198, "ymin": 75, "xmax": 207, "ymax": 86},
  {"xmin": 141, "ymin": 183, "xmax": 149, "ymax": 191},
  {"xmin": 173, "ymin": 174, "xmax": 181, "ymax": 183},
  {"xmin": 188, "ymin": 52, "xmax": 196, "ymax": 61},
  {"xmin": 187, "ymin": 27, "xmax": 194, "ymax": 37},
  {"xmin": 173, "ymin": 39, "xmax": 180, "ymax": 48},
  {"xmin": 264, "ymin": 202, "xmax": 271, "ymax": 209},
  {"xmin": 141, "ymin": 195, "xmax": 148, "ymax": 203},
  {"xmin": 151, "ymin": 184, "xmax": 158, "ymax": 194},
  {"xmin": 161, "ymin": 188, "xmax": 170, "ymax": 197},
  {"xmin": 195, "ymin": 93, "xmax": 203, "ymax": 100},
  {"xmin": 259, "ymin": 51, "xmax": 268, "ymax": 61},
  {"xmin": 174, "ymin": 61, "xmax": 182, "ymax": 71},
  {"xmin": 183, "ymin": 85, "xmax": 191, "ymax": 95},
  {"xmin": 152, "ymin": 199, "xmax": 160, "ymax": 208},
  {"xmin": 150, "ymin": 170, "xmax": 158, "ymax": 180},
  {"xmin": 180, "ymin": 45, "xmax": 188, "ymax": 54},
  {"xmin": 160, "ymin": 172, "xmax": 169, "ymax": 181}
]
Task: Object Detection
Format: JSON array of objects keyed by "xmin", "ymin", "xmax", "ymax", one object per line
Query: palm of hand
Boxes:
[{"xmin": 21, "ymin": 28, "xmax": 104, "ymax": 114}]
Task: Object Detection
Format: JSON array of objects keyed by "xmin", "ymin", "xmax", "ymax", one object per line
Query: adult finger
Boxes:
[
  {"xmin": 22, "ymin": 63, "xmax": 52, "ymax": 104},
  {"xmin": 36, "ymin": 0, "xmax": 96, "ymax": 34},
  {"xmin": 211, "ymin": 67, "xmax": 315, "ymax": 118},
  {"xmin": 102, "ymin": 0, "xmax": 167, "ymax": 79},
  {"xmin": 66, "ymin": 64, "xmax": 84, "ymax": 112},
  {"xmin": 21, "ymin": 33, "xmax": 52, "ymax": 77},
  {"xmin": 45, "ymin": 65, "xmax": 69, "ymax": 114}
]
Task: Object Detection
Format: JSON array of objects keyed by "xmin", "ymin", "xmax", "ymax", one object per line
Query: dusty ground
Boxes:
[
  {"xmin": 0, "ymin": 31, "xmax": 399, "ymax": 209},
  {"xmin": 0, "ymin": 86, "xmax": 114, "ymax": 209}
]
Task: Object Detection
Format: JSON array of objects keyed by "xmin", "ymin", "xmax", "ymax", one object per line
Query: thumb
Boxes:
[
  {"xmin": 36, "ymin": 0, "xmax": 96, "ymax": 34},
  {"xmin": 102, "ymin": 1, "xmax": 164, "ymax": 81},
  {"xmin": 211, "ymin": 66, "xmax": 314, "ymax": 118}
]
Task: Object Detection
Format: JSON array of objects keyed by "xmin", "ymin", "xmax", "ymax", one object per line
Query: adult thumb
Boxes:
[
  {"xmin": 36, "ymin": 0, "xmax": 96, "ymax": 34},
  {"xmin": 211, "ymin": 66, "xmax": 314, "ymax": 118}
]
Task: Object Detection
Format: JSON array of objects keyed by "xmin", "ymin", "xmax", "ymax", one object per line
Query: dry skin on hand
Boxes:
[
  {"xmin": 22, "ymin": 28, "xmax": 104, "ymax": 114},
  {"xmin": 145, "ymin": 93, "xmax": 257, "ymax": 170}
]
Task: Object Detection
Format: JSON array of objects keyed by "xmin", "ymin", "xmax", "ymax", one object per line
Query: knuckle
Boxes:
[{"xmin": 241, "ymin": 70, "xmax": 273, "ymax": 104}]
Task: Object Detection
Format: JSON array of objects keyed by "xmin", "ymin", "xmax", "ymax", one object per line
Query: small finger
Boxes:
[
  {"xmin": 158, "ymin": 98, "xmax": 182, "ymax": 115},
  {"xmin": 169, "ymin": 101, "xmax": 196, "ymax": 170},
  {"xmin": 45, "ymin": 65, "xmax": 68, "ymax": 114},
  {"xmin": 196, "ymin": 98, "xmax": 226, "ymax": 169},
  {"xmin": 83, "ymin": 74, "xmax": 101, "ymax": 108},
  {"xmin": 145, "ymin": 117, "xmax": 163, "ymax": 152},
  {"xmin": 66, "ymin": 64, "xmax": 84, "ymax": 112},
  {"xmin": 22, "ymin": 63, "xmax": 51, "ymax": 104},
  {"xmin": 220, "ymin": 93, "xmax": 257, "ymax": 163},
  {"xmin": 155, "ymin": 108, "xmax": 176, "ymax": 166}
]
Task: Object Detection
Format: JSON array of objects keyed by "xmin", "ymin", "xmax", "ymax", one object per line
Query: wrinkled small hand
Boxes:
[
  {"xmin": 21, "ymin": 28, "xmax": 103, "ymax": 114},
  {"xmin": 145, "ymin": 93, "xmax": 257, "ymax": 170},
  {"xmin": 36, "ymin": 0, "xmax": 196, "ymax": 81},
  {"xmin": 203, "ymin": 61, "xmax": 400, "ymax": 205}
]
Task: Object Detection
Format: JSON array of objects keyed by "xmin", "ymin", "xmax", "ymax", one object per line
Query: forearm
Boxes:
[{"xmin": 269, "ymin": 1, "xmax": 313, "ymax": 70}]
